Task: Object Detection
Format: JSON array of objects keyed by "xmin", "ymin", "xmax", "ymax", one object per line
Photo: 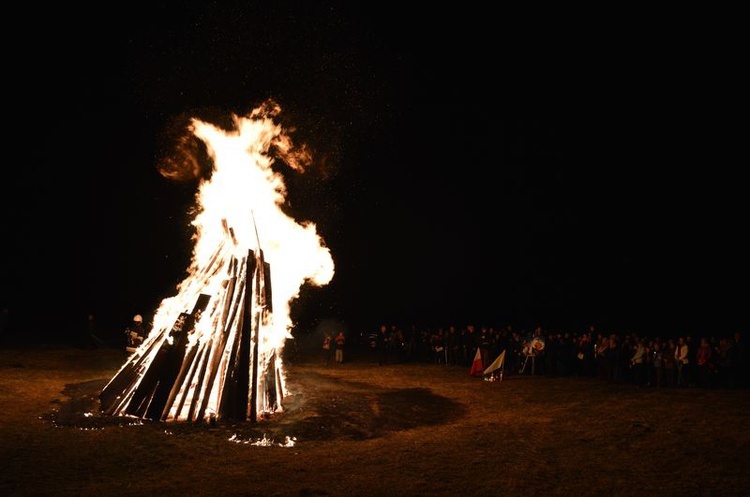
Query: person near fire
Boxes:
[
  {"xmin": 125, "ymin": 314, "xmax": 146, "ymax": 353},
  {"xmin": 322, "ymin": 332, "xmax": 333, "ymax": 365},
  {"xmin": 334, "ymin": 331, "xmax": 346, "ymax": 364},
  {"xmin": 376, "ymin": 324, "xmax": 390, "ymax": 365},
  {"xmin": 675, "ymin": 336, "xmax": 690, "ymax": 387}
]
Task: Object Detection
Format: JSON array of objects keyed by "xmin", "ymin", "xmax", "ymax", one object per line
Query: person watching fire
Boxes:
[{"xmin": 334, "ymin": 331, "xmax": 346, "ymax": 364}]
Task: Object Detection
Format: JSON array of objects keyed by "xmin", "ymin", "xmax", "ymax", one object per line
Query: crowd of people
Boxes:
[
  {"xmin": 76, "ymin": 312, "xmax": 749, "ymax": 391},
  {"xmin": 355, "ymin": 323, "xmax": 748, "ymax": 389}
]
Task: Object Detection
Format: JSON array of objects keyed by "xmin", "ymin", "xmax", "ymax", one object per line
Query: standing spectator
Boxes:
[
  {"xmin": 446, "ymin": 325, "xmax": 459, "ymax": 366},
  {"xmin": 630, "ymin": 338, "xmax": 646, "ymax": 387},
  {"xmin": 695, "ymin": 337, "xmax": 713, "ymax": 388},
  {"xmin": 376, "ymin": 324, "xmax": 390, "ymax": 366},
  {"xmin": 85, "ymin": 313, "xmax": 105, "ymax": 349},
  {"xmin": 544, "ymin": 333, "xmax": 559, "ymax": 377},
  {"xmin": 643, "ymin": 339, "xmax": 655, "ymax": 386},
  {"xmin": 557, "ymin": 333, "xmax": 575, "ymax": 377},
  {"xmin": 652, "ymin": 341, "xmax": 664, "ymax": 388},
  {"xmin": 388, "ymin": 324, "xmax": 402, "ymax": 362},
  {"xmin": 334, "ymin": 331, "xmax": 346, "ymax": 364},
  {"xmin": 717, "ymin": 336, "xmax": 737, "ymax": 388},
  {"xmin": 431, "ymin": 328, "xmax": 446, "ymax": 364},
  {"xmin": 404, "ymin": 324, "xmax": 418, "ymax": 362},
  {"xmin": 605, "ymin": 334, "xmax": 622, "ymax": 383},
  {"xmin": 464, "ymin": 325, "xmax": 479, "ymax": 368},
  {"xmin": 581, "ymin": 326, "xmax": 597, "ymax": 376},
  {"xmin": 478, "ymin": 327, "xmax": 491, "ymax": 370},
  {"xmin": 685, "ymin": 336, "xmax": 700, "ymax": 387},
  {"xmin": 322, "ymin": 332, "xmax": 333, "ymax": 366},
  {"xmin": 662, "ymin": 339, "xmax": 677, "ymax": 387},
  {"xmin": 393, "ymin": 326, "xmax": 407, "ymax": 363},
  {"xmin": 595, "ymin": 335, "xmax": 610, "ymax": 379},
  {"xmin": 576, "ymin": 333, "xmax": 595, "ymax": 377},
  {"xmin": 531, "ymin": 326, "xmax": 547, "ymax": 376},
  {"xmin": 506, "ymin": 331, "xmax": 523, "ymax": 375},
  {"xmin": 675, "ymin": 336, "xmax": 690, "ymax": 387}
]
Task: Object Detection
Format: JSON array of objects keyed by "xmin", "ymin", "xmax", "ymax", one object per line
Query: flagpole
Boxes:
[{"xmin": 500, "ymin": 351, "xmax": 504, "ymax": 381}]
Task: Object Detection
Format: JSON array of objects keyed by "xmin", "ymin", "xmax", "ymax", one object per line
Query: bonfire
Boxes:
[{"xmin": 99, "ymin": 100, "xmax": 334, "ymax": 423}]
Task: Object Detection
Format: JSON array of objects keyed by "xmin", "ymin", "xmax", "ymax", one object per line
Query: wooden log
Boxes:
[
  {"xmin": 249, "ymin": 250, "xmax": 261, "ymax": 422},
  {"xmin": 275, "ymin": 354, "xmax": 284, "ymax": 405},
  {"xmin": 263, "ymin": 261, "xmax": 273, "ymax": 316}
]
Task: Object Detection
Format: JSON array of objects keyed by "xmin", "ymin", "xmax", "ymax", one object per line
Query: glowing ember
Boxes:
[
  {"xmin": 100, "ymin": 100, "xmax": 334, "ymax": 423},
  {"xmin": 228, "ymin": 433, "xmax": 297, "ymax": 447}
]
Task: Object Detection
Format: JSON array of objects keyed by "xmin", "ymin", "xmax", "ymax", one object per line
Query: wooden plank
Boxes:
[
  {"xmin": 161, "ymin": 340, "xmax": 201, "ymax": 421},
  {"xmin": 195, "ymin": 269, "xmax": 241, "ymax": 422},
  {"xmin": 99, "ymin": 332, "xmax": 164, "ymax": 415},
  {"xmin": 143, "ymin": 295, "xmax": 211, "ymax": 420},
  {"xmin": 218, "ymin": 257, "xmax": 250, "ymax": 420},
  {"xmin": 247, "ymin": 251, "xmax": 260, "ymax": 422}
]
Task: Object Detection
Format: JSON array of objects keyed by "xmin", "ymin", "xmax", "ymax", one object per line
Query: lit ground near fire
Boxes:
[{"xmin": 1, "ymin": 344, "xmax": 748, "ymax": 496}]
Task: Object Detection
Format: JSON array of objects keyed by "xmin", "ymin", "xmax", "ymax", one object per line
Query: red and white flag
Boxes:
[{"xmin": 469, "ymin": 348, "xmax": 484, "ymax": 376}]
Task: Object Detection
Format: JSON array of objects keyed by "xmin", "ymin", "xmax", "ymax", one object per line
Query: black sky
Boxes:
[{"xmin": 5, "ymin": 4, "xmax": 746, "ymax": 341}]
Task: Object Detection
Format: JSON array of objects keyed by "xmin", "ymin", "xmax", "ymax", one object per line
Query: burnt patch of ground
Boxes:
[{"xmin": 45, "ymin": 367, "xmax": 465, "ymax": 444}]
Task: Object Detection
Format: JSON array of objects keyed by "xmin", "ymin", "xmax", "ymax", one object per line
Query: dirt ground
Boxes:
[{"xmin": 1, "ymin": 343, "xmax": 749, "ymax": 497}]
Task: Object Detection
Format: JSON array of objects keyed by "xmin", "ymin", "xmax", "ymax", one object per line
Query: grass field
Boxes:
[{"xmin": 1, "ymin": 344, "xmax": 748, "ymax": 497}]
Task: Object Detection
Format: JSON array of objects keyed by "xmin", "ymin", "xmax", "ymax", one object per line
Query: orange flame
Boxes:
[{"xmin": 155, "ymin": 100, "xmax": 333, "ymax": 343}]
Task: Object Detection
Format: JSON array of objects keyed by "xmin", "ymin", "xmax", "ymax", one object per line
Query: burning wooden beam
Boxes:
[
  {"xmin": 99, "ymin": 227, "xmax": 283, "ymax": 424},
  {"xmin": 128, "ymin": 294, "xmax": 211, "ymax": 419}
]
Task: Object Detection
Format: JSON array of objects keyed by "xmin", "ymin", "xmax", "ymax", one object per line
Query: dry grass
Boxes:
[{"xmin": 1, "ymin": 345, "xmax": 749, "ymax": 497}]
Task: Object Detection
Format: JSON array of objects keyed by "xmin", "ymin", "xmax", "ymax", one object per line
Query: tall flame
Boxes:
[{"xmin": 155, "ymin": 101, "xmax": 334, "ymax": 348}]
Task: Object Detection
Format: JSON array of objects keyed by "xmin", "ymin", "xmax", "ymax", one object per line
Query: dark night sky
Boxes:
[{"xmin": 4, "ymin": 4, "xmax": 746, "ymax": 342}]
